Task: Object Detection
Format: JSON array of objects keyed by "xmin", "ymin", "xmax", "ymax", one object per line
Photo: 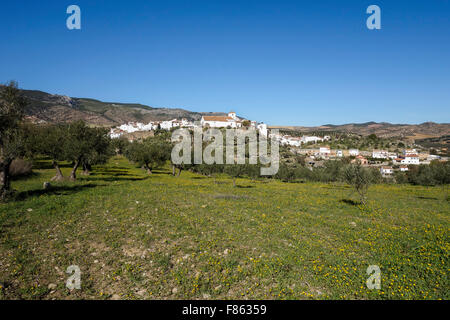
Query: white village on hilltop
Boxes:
[
  {"xmin": 109, "ymin": 111, "xmax": 447, "ymax": 177},
  {"xmin": 109, "ymin": 111, "xmax": 269, "ymax": 138}
]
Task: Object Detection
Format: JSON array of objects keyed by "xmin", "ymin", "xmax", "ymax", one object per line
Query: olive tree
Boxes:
[
  {"xmin": 0, "ymin": 81, "xmax": 26, "ymax": 200},
  {"xmin": 342, "ymin": 163, "xmax": 373, "ymax": 205},
  {"xmin": 224, "ymin": 164, "xmax": 246, "ymax": 187},
  {"xmin": 125, "ymin": 137, "xmax": 171, "ymax": 174},
  {"xmin": 79, "ymin": 127, "xmax": 112, "ymax": 175},
  {"xmin": 64, "ymin": 121, "xmax": 111, "ymax": 180},
  {"xmin": 29, "ymin": 124, "xmax": 67, "ymax": 181}
]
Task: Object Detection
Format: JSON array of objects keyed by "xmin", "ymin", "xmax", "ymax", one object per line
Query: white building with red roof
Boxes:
[
  {"xmin": 201, "ymin": 112, "xmax": 239, "ymax": 128},
  {"xmin": 401, "ymin": 154, "xmax": 419, "ymax": 165}
]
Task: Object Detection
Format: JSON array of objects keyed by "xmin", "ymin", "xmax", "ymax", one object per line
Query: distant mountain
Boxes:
[
  {"xmin": 19, "ymin": 88, "xmax": 226, "ymax": 126},
  {"xmin": 12, "ymin": 87, "xmax": 450, "ymax": 140},
  {"xmin": 270, "ymin": 122, "xmax": 450, "ymax": 139}
]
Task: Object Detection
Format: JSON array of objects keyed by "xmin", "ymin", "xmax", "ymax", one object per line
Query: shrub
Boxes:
[
  {"xmin": 125, "ymin": 137, "xmax": 171, "ymax": 174},
  {"xmin": 275, "ymin": 164, "xmax": 297, "ymax": 182},
  {"xmin": 342, "ymin": 163, "xmax": 373, "ymax": 205},
  {"xmin": 394, "ymin": 171, "xmax": 409, "ymax": 184},
  {"xmin": 406, "ymin": 162, "xmax": 450, "ymax": 186}
]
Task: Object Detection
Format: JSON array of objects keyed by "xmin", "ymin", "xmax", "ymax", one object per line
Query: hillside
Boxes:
[
  {"xmin": 12, "ymin": 87, "xmax": 450, "ymax": 139},
  {"xmin": 270, "ymin": 121, "xmax": 450, "ymax": 139},
  {"xmin": 19, "ymin": 88, "xmax": 226, "ymax": 127}
]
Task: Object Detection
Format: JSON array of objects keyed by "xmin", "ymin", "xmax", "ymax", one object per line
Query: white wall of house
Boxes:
[
  {"xmin": 380, "ymin": 167, "xmax": 393, "ymax": 175},
  {"xmin": 302, "ymin": 136, "xmax": 323, "ymax": 143},
  {"xmin": 257, "ymin": 123, "xmax": 268, "ymax": 137},
  {"xmin": 401, "ymin": 156, "xmax": 419, "ymax": 165},
  {"xmin": 373, "ymin": 150, "xmax": 389, "ymax": 159},
  {"xmin": 160, "ymin": 121, "xmax": 174, "ymax": 130},
  {"xmin": 201, "ymin": 119, "xmax": 237, "ymax": 128},
  {"xmin": 404, "ymin": 149, "xmax": 418, "ymax": 156}
]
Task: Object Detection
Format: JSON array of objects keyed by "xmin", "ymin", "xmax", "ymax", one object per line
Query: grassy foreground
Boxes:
[{"xmin": 0, "ymin": 156, "xmax": 448, "ymax": 300}]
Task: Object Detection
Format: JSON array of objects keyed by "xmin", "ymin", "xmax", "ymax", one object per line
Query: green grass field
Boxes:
[{"xmin": 0, "ymin": 156, "xmax": 448, "ymax": 300}]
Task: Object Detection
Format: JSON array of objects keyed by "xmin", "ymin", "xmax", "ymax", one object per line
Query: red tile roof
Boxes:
[{"xmin": 202, "ymin": 116, "xmax": 233, "ymax": 122}]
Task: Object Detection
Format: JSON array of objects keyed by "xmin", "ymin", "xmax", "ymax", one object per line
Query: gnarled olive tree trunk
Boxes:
[
  {"xmin": 144, "ymin": 163, "xmax": 152, "ymax": 174},
  {"xmin": 0, "ymin": 161, "xmax": 12, "ymax": 200},
  {"xmin": 172, "ymin": 164, "xmax": 182, "ymax": 177},
  {"xmin": 69, "ymin": 158, "xmax": 81, "ymax": 181},
  {"xmin": 81, "ymin": 162, "xmax": 92, "ymax": 176},
  {"xmin": 51, "ymin": 160, "xmax": 64, "ymax": 181}
]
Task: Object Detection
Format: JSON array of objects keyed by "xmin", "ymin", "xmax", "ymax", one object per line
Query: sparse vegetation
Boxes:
[{"xmin": 0, "ymin": 156, "xmax": 448, "ymax": 300}]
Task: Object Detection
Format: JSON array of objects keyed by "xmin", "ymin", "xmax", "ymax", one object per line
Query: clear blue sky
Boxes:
[{"xmin": 1, "ymin": 0, "xmax": 449, "ymax": 126}]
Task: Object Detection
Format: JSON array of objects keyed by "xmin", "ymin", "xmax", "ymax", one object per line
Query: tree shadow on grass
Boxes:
[
  {"xmin": 214, "ymin": 181, "xmax": 229, "ymax": 185},
  {"xmin": 236, "ymin": 185, "xmax": 255, "ymax": 189},
  {"xmin": 99, "ymin": 165, "xmax": 129, "ymax": 170},
  {"xmin": 11, "ymin": 171, "xmax": 40, "ymax": 181},
  {"xmin": 153, "ymin": 169, "xmax": 172, "ymax": 175},
  {"xmin": 14, "ymin": 183, "xmax": 102, "ymax": 201},
  {"xmin": 92, "ymin": 168, "xmax": 130, "ymax": 174},
  {"xmin": 89, "ymin": 171, "xmax": 135, "ymax": 177},
  {"xmin": 340, "ymin": 199, "xmax": 360, "ymax": 206},
  {"xmin": 417, "ymin": 196, "xmax": 438, "ymax": 200},
  {"xmin": 32, "ymin": 159, "xmax": 73, "ymax": 170},
  {"xmin": 80, "ymin": 176, "xmax": 149, "ymax": 182}
]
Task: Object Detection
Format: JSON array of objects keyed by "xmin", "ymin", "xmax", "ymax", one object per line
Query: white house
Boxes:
[
  {"xmin": 380, "ymin": 166, "xmax": 394, "ymax": 176},
  {"xmin": 319, "ymin": 146, "xmax": 331, "ymax": 156},
  {"xmin": 399, "ymin": 165, "xmax": 409, "ymax": 172},
  {"xmin": 201, "ymin": 112, "xmax": 238, "ymax": 128},
  {"xmin": 349, "ymin": 149, "xmax": 359, "ymax": 156},
  {"xmin": 160, "ymin": 119, "xmax": 177, "ymax": 130},
  {"xmin": 180, "ymin": 118, "xmax": 195, "ymax": 127},
  {"xmin": 286, "ymin": 137, "xmax": 302, "ymax": 147},
  {"xmin": 111, "ymin": 121, "xmax": 157, "ymax": 137},
  {"xmin": 109, "ymin": 128, "xmax": 124, "ymax": 138},
  {"xmin": 336, "ymin": 150, "xmax": 343, "ymax": 157},
  {"xmin": 302, "ymin": 136, "xmax": 323, "ymax": 144},
  {"xmin": 401, "ymin": 154, "xmax": 419, "ymax": 165},
  {"xmin": 373, "ymin": 150, "xmax": 389, "ymax": 159},
  {"xmin": 404, "ymin": 149, "xmax": 418, "ymax": 156},
  {"xmin": 388, "ymin": 152, "xmax": 398, "ymax": 160}
]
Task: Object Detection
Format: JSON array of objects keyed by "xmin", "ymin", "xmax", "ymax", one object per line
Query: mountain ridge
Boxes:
[
  {"xmin": 18, "ymin": 88, "xmax": 227, "ymax": 127},
  {"xmin": 10, "ymin": 87, "xmax": 450, "ymax": 139}
]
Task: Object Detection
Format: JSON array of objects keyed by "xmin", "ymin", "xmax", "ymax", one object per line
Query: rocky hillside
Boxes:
[
  {"xmin": 271, "ymin": 121, "xmax": 450, "ymax": 139},
  {"xmin": 19, "ymin": 88, "xmax": 226, "ymax": 127}
]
